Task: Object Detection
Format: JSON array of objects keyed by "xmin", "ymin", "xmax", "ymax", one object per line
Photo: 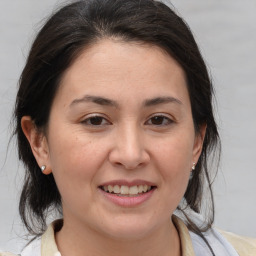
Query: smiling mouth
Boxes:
[{"xmin": 99, "ymin": 184, "xmax": 155, "ymax": 197}]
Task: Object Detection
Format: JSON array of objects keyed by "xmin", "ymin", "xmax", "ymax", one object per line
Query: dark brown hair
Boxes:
[{"xmin": 14, "ymin": 0, "xmax": 219, "ymax": 253}]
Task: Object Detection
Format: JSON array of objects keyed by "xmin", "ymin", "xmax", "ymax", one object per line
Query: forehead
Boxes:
[
  {"xmin": 64, "ymin": 39, "xmax": 185, "ymax": 78},
  {"xmin": 55, "ymin": 39, "xmax": 189, "ymax": 107}
]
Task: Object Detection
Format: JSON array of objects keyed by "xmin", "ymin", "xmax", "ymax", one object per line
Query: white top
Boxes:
[
  {"xmin": 20, "ymin": 228, "xmax": 239, "ymax": 256},
  {"xmin": 2, "ymin": 214, "xmax": 256, "ymax": 256},
  {"xmin": 20, "ymin": 216, "xmax": 239, "ymax": 256}
]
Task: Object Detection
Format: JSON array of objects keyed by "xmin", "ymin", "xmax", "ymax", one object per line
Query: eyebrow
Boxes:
[
  {"xmin": 70, "ymin": 95, "xmax": 182, "ymax": 108},
  {"xmin": 70, "ymin": 95, "xmax": 119, "ymax": 108},
  {"xmin": 143, "ymin": 96, "xmax": 182, "ymax": 107}
]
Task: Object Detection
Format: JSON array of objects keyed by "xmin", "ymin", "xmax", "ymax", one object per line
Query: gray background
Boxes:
[{"xmin": 0, "ymin": 0, "xmax": 255, "ymax": 253}]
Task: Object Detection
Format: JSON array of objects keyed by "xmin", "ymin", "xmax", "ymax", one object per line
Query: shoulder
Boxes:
[
  {"xmin": 0, "ymin": 236, "xmax": 41, "ymax": 256},
  {"xmin": 190, "ymin": 224, "xmax": 256, "ymax": 256},
  {"xmin": 20, "ymin": 237, "xmax": 41, "ymax": 256},
  {"xmin": 174, "ymin": 212, "xmax": 256, "ymax": 256},
  {"xmin": 219, "ymin": 230, "xmax": 256, "ymax": 256},
  {"xmin": 0, "ymin": 252, "xmax": 20, "ymax": 256},
  {"xmin": 0, "ymin": 220, "xmax": 62, "ymax": 256}
]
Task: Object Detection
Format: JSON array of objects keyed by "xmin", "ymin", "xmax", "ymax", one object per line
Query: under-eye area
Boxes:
[{"xmin": 99, "ymin": 185, "xmax": 157, "ymax": 197}]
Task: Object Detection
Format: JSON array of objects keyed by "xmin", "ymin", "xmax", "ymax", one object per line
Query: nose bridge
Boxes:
[
  {"xmin": 109, "ymin": 120, "xmax": 149, "ymax": 169},
  {"xmin": 122, "ymin": 122, "xmax": 141, "ymax": 156}
]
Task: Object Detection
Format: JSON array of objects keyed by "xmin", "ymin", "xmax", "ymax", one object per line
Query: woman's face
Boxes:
[{"xmin": 40, "ymin": 40, "xmax": 205, "ymax": 239}]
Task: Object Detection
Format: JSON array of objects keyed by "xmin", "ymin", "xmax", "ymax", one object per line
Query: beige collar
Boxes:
[
  {"xmin": 41, "ymin": 219, "xmax": 62, "ymax": 256},
  {"xmin": 41, "ymin": 216, "xmax": 195, "ymax": 256},
  {"xmin": 172, "ymin": 216, "xmax": 195, "ymax": 256}
]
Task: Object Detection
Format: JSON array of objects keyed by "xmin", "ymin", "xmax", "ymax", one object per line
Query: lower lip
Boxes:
[{"xmin": 99, "ymin": 188, "xmax": 156, "ymax": 207}]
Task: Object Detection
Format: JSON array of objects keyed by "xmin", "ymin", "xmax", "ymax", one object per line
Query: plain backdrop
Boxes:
[{"xmin": 0, "ymin": 0, "xmax": 255, "ymax": 253}]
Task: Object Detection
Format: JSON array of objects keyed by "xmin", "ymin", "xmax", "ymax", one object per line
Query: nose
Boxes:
[{"xmin": 109, "ymin": 124, "xmax": 150, "ymax": 170}]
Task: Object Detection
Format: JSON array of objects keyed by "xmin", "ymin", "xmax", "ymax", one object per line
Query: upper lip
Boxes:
[{"xmin": 99, "ymin": 179, "xmax": 157, "ymax": 187}]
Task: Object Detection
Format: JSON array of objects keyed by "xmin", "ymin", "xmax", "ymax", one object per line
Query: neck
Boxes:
[{"xmin": 56, "ymin": 217, "xmax": 181, "ymax": 256}]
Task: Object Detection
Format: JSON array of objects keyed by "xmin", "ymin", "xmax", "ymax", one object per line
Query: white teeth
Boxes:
[
  {"xmin": 129, "ymin": 186, "xmax": 139, "ymax": 195},
  {"xmin": 120, "ymin": 185, "xmax": 129, "ymax": 194},
  {"xmin": 108, "ymin": 185, "xmax": 114, "ymax": 193},
  {"xmin": 113, "ymin": 185, "xmax": 120, "ymax": 193},
  {"xmin": 143, "ymin": 185, "xmax": 147, "ymax": 192},
  {"xmin": 102, "ymin": 184, "xmax": 153, "ymax": 195},
  {"xmin": 138, "ymin": 185, "xmax": 144, "ymax": 193}
]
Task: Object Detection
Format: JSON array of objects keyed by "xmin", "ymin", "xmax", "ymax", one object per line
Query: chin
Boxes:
[
  {"xmin": 98, "ymin": 215, "xmax": 157, "ymax": 241},
  {"xmin": 107, "ymin": 227, "xmax": 151, "ymax": 241}
]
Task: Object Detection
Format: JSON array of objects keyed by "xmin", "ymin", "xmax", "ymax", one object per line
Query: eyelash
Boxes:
[
  {"xmin": 145, "ymin": 114, "xmax": 174, "ymax": 126},
  {"xmin": 81, "ymin": 115, "xmax": 111, "ymax": 126},
  {"xmin": 80, "ymin": 114, "xmax": 174, "ymax": 127}
]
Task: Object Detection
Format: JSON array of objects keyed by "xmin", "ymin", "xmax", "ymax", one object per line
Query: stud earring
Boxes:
[
  {"xmin": 41, "ymin": 165, "xmax": 46, "ymax": 172},
  {"xmin": 190, "ymin": 163, "xmax": 196, "ymax": 181}
]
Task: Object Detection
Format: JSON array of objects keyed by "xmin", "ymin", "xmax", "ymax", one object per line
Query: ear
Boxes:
[
  {"xmin": 192, "ymin": 124, "xmax": 207, "ymax": 163},
  {"xmin": 21, "ymin": 116, "xmax": 52, "ymax": 175}
]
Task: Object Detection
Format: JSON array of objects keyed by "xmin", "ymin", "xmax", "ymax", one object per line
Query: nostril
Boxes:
[
  {"xmin": 108, "ymin": 145, "xmax": 150, "ymax": 170},
  {"xmin": 111, "ymin": 160, "xmax": 148, "ymax": 170}
]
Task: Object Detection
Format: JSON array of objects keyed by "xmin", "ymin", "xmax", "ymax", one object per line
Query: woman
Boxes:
[{"xmin": 1, "ymin": 0, "xmax": 255, "ymax": 255}]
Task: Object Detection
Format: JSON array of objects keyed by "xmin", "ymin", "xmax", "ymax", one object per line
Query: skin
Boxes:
[{"xmin": 22, "ymin": 39, "xmax": 206, "ymax": 256}]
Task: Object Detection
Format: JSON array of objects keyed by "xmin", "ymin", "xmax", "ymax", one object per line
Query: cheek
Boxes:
[
  {"xmin": 47, "ymin": 130, "xmax": 108, "ymax": 195},
  {"xmin": 155, "ymin": 132, "xmax": 194, "ymax": 174},
  {"xmin": 153, "ymin": 134, "xmax": 194, "ymax": 202}
]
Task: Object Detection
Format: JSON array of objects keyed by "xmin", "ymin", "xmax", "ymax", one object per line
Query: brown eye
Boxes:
[
  {"xmin": 146, "ymin": 115, "xmax": 173, "ymax": 126},
  {"xmin": 82, "ymin": 116, "xmax": 110, "ymax": 126}
]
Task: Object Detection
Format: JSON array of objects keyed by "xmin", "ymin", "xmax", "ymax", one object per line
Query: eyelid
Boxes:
[
  {"xmin": 81, "ymin": 113, "xmax": 112, "ymax": 126},
  {"xmin": 145, "ymin": 113, "xmax": 174, "ymax": 125}
]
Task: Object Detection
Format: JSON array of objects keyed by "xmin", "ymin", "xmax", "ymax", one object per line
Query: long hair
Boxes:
[{"xmin": 14, "ymin": 0, "xmax": 220, "ymax": 247}]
